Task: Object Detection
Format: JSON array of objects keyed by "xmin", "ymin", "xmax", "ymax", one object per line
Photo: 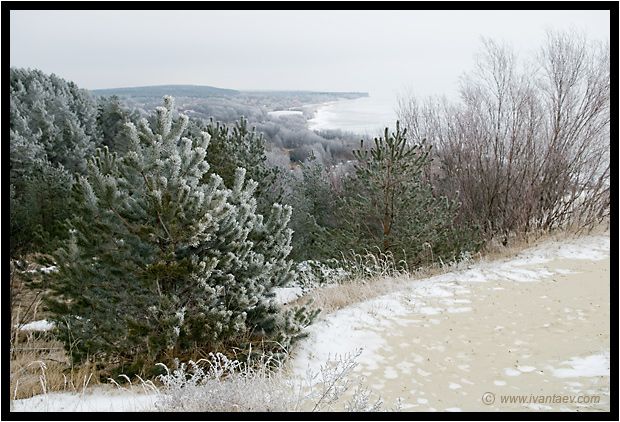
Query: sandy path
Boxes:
[{"xmin": 291, "ymin": 233, "xmax": 611, "ymax": 412}]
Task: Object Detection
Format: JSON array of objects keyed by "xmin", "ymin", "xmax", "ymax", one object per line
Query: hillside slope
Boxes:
[{"xmin": 11, "ymin": 231, "xmax": 610, "ymax": 412}]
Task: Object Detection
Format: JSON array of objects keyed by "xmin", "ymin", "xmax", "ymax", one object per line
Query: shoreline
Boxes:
[
  {"xmin": 304, "ymin": 100, "xmax": 341, "ymax": 130},
  {"xmin": 305, "ymin": 92, "xmax": 399, "ymax": 136}
]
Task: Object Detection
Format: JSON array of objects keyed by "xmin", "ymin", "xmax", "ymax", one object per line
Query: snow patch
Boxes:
[
  {"xmin": 10, "ymin": 387, "xmax": 158, "ymax": 412},
  {"xmin": 273, "ymin": 286, "xmax": 302, "ymax": 304},
  {"xmin": 548, "ymin": 352, "xmax": 610, "ymax": 378},
  {"xmin": 447, "ymin": 307, "xmax": 473, "ymax": 313},
  {"xmin": 19, "ymin": 319, "xmax": 54, "ymax": 332},
  {"xmin": 505, "ymin": 368, "xmax": 522, "ymax": 376}
]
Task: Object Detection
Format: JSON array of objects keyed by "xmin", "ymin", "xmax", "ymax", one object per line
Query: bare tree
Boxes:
[
  {"xmin": 397, "ymin": 29, "xmax": 609, "ymax": 241},
  {"xmin": 535, "ymin": 28, "xmax": 610, "ymax": 230}
]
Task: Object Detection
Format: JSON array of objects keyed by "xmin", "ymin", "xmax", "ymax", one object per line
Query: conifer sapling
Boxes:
[{"xmin": 42, "ymin": 96, "xmax": 318, "ymax": 371}]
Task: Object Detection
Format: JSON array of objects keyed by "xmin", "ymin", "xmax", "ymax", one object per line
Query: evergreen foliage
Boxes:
[
  {"xmin": 10, "ymin": 160, "xmax": 74, "ymax": 255},
  {"xmin": 336, "ymin": 122, "xmax": 482, "ymax": 268},
  {"xmin": 191, "ymin": 117, "xmax": 283, "ymax": 217},
  {"xmin": 288, "ymin": 152, "xmax": 336, "ymax": 261},
  {"xmin": 96, "ymin": 94, "xmax": 142, "ymax": 154},
  {"xmin": 9, "ymin": 68, "xmax": 101, "ymax": 256},
  {"xmin": 41, "ymin": 97, "xmax": 318, "ymax": 371},
  {"xmin": 9, "ymin": 67, "xmax": 100, "ymax": 174}
]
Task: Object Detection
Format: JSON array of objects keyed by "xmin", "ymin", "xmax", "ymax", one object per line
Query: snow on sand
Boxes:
[
  {"xmin": 12, "ymin": 232, "xmax": 610, "ymax": 412},
  {"xmin": 289, "ymin": 232, "xmax": 611, "ymax": 411}
]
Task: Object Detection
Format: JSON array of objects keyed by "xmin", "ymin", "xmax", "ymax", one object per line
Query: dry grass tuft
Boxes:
[
  {"xmin": 10, "ymin": 256, "xmax": 103, "ymax": 403},
  {"xmin": 9, "ymin": 334, "xmax": 101, "ymax": 401}
]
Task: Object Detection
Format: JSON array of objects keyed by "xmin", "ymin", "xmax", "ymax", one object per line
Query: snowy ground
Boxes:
[
  {"xmin": 11, "ymin": 231, "xmax": 610, "ymax": 412},
  {"xmin": 9, "ymin": 386, "xmax": 159, "ymax": 412},
  {"xmin": 289, "ymin": 232, "xmax": 611, "ymax": 411}
]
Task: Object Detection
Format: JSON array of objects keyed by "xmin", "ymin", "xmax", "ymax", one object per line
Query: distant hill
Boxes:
[
  {"xmin": 91, "ymin": 84, "xmax": 240, "ymax": 98},
  {"xmin": 91, "ymin": 84, "xmax": 369, "ymax": 101}
]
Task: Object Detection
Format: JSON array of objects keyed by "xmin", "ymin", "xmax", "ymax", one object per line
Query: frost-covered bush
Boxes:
[
  {"xmin": 293, "ymin": 251, "xmax": 419, "ymax": 296},
  {"xmin": 155, "ymin": 353, "xmax": 293, "ymax": 412},
  {"xmin": 154, "ymin": 348, "xmax": 399, "ymax": 412},
  {"xmin": 398, "ymin": 31, "xmax": 610, "ymax": 239},
  {"xmin": 40, "ymin": 97, "xmax": 318, "ymax": 371},
  {"xmin": 295, "ymin": 260, "xmax": 350, "ymax": 293}
]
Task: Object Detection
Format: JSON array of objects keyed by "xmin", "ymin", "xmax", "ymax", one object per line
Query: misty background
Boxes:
[{"xmin": 9, "ymin": 9, "xmax": 610, "ymax": 98}]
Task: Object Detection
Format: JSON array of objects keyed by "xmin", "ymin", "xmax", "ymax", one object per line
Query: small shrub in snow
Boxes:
[
  {"xmin": 295, "ymin": 260, "xmax": 350, "ymax": 293},
  {"xmin": 153, "ymin": 348, "xmax": 398, "ymax": 412},
  {"xmin": 155, "ymin": 352, "xmax": 294, "ymax": 412}
]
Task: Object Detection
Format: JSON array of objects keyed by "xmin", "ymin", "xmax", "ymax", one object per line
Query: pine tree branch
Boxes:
[
  {"xmin": 108, "ymin": 205, "xmax": 136, "ymax": 233},
  {"xmin": 99, "ymin": 229, "xmax": 148, "ymax": 271},
  {"xmin": 157, "ymin": 212, "xmax": 175, "ymax": 247},
  {"xmin": 141, "ymin": 170, "xmax": 152, "ymax": 191}
]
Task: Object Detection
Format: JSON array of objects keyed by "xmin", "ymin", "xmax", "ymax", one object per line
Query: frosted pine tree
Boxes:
[
  {"xmin": 337, "ymin": 122, "xmax": 482, "ymax": 268},
  {"xmin": 200, "ymin": 116, "xmax": 282, "ymax": 218},
  {"xmin": 42, "ymin": 97, "xmax": 317, "ymax": 372},
  {"xmin": 10, "ymin": 67, "xmax": 101, "ymax": 255}
]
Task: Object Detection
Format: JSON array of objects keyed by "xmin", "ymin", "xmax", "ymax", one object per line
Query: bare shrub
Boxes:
[
  {"xmin": 153, "ymin": 348, "xmax": 399, "ymax": 412},
  {"xmin": 154, "ymin": 352, "xmax": 294, "ymax": 412},
  {"xmin": 398, "ymin": 29, "xmax": 610, "ymax": 241}
]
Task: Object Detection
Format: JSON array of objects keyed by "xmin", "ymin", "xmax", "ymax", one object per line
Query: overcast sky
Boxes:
[{"xmin": 9, "ymin": 8, "xmax": 610, "ymax": 98}]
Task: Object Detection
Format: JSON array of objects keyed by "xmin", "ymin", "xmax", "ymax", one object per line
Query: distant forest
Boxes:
[
  {"xmin": 92, "ymin": 84, "xmax": 367, "ymax": 102},
  {"xmin": 92, "ymin": 84, "xmax": 368, "ymax": 166},
  {"xmin": 9, "ymin": 69, "xmax": 371, "ymax": 261}
]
